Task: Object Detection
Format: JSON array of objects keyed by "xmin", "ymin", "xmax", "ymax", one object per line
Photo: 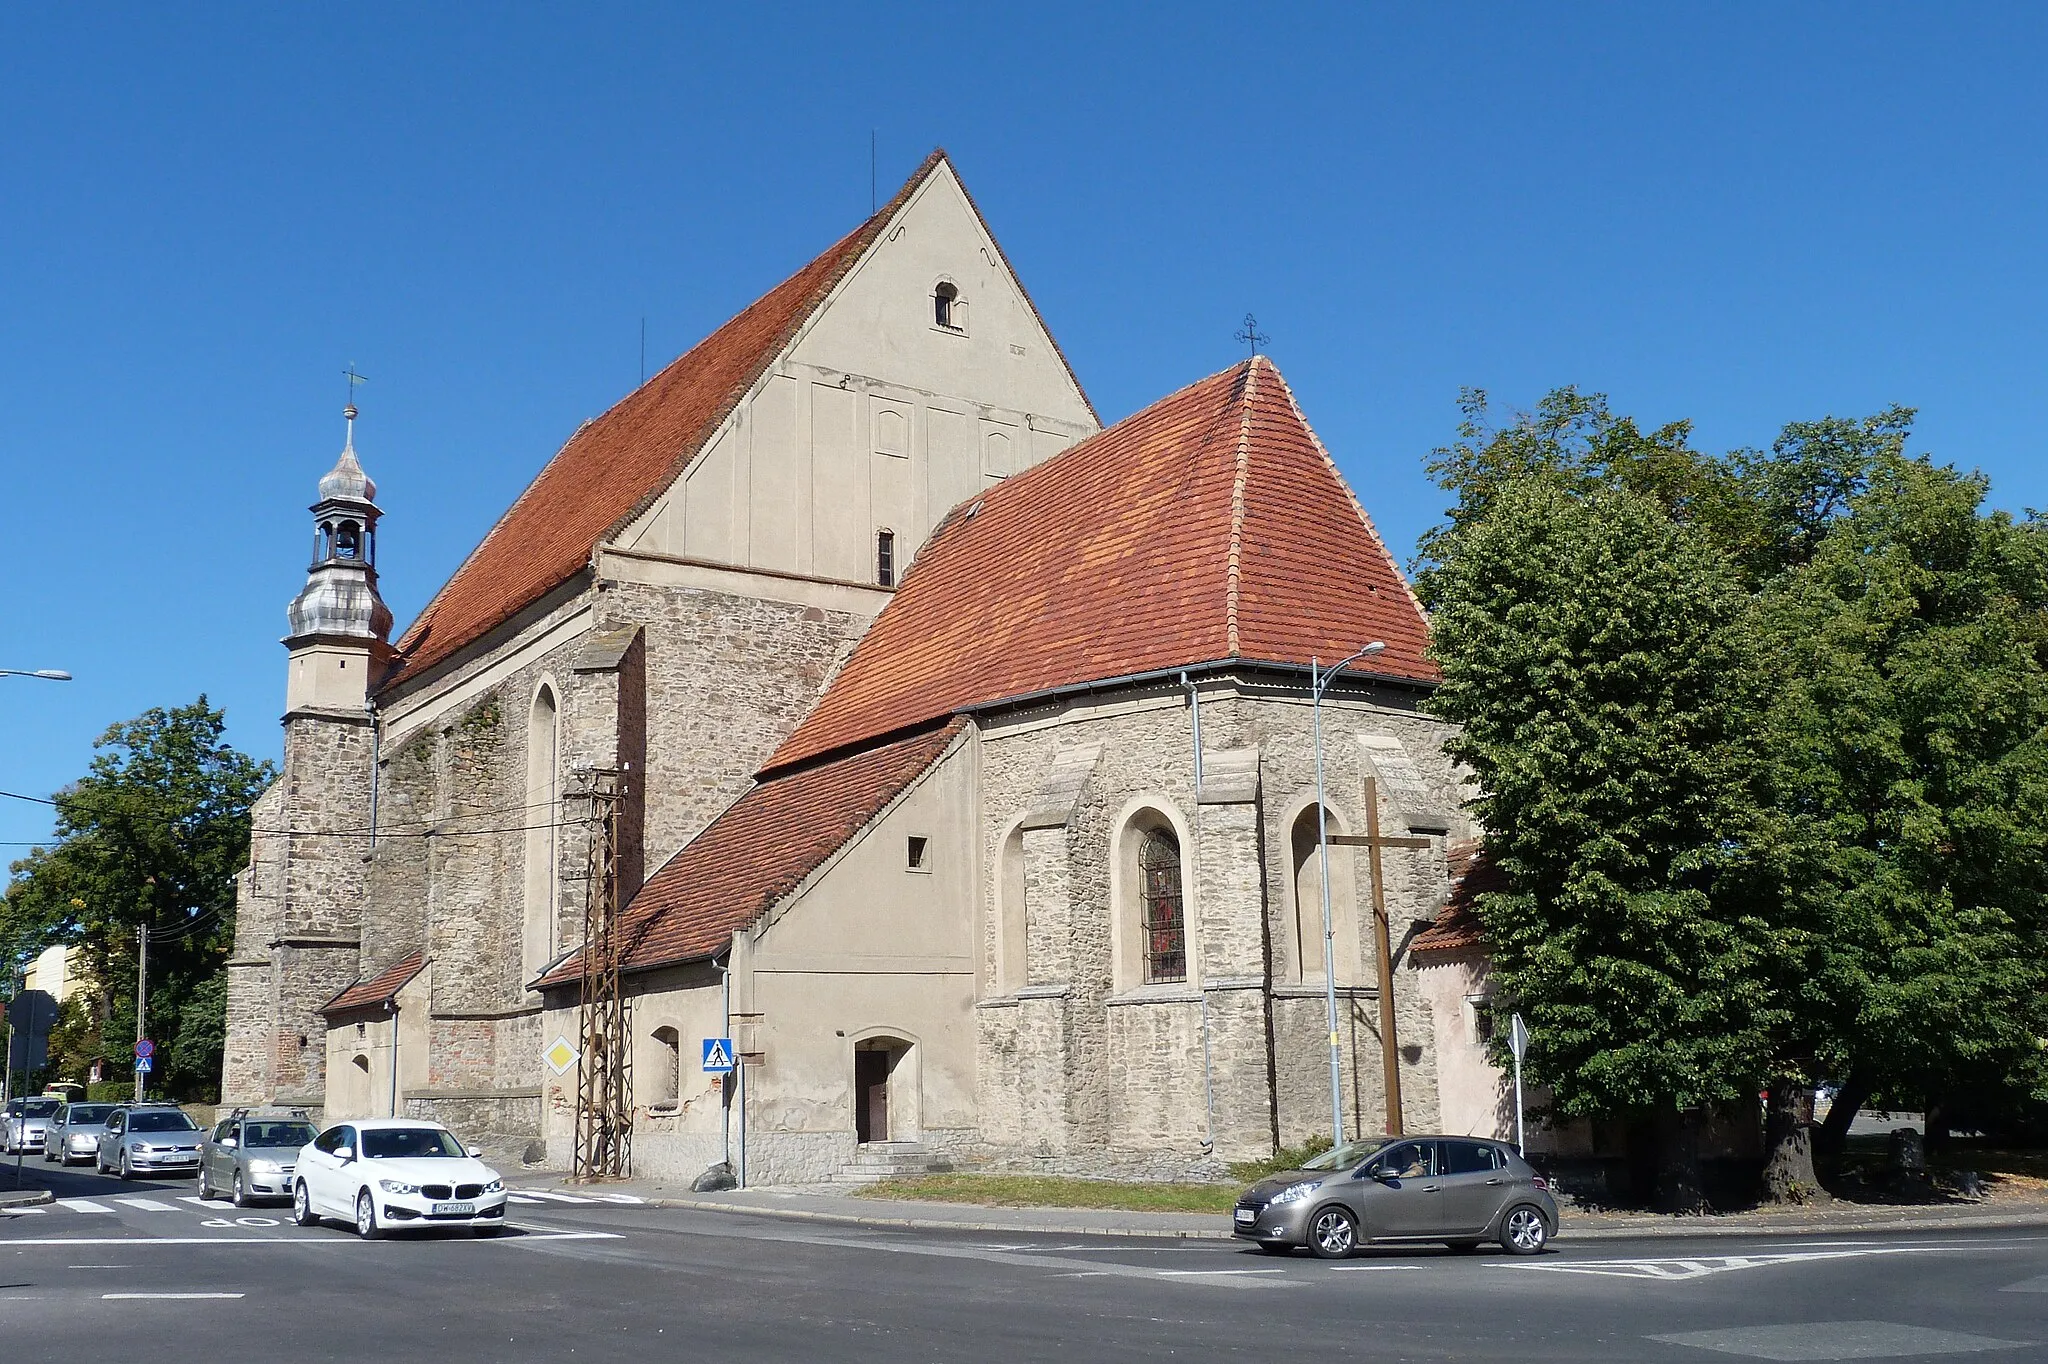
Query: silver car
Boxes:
[
  {"xmin": 3, "ymin": 1096, "xmax": 61, "ymax": 1155},
  {"xmin": 95, "ymin": 1104, "xmax": 203, "ymax": 1178},
  {"xmin": 1233, "ymin": 1135, "xmax": 1559, "ymax": 1258},
  {"xmin": 199, "ymin": 1111, "xmax": 318, "ymax": 1206},
  {"xmin": 42, "ymin": 1102, "xmax": 118, "ymax": 1164}
]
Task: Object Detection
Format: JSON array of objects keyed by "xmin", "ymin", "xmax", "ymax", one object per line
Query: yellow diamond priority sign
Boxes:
[{"xmin": 544, "ymin": 1036, "xmax": 580, "ymax": 1075}]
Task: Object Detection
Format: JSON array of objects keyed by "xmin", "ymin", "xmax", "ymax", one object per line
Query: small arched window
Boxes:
[
  {"xmin": 933, "ymin": 281, "xmax": 960, "ymax": 330},
  {"xmin": 998, "ymin": 825, "xmax": 1028, "ymax": 992},
  {"xmin": 1139, "ymin": 828, "xmax": 1186, "ymax": 984},
  {"xmin": 650, "ymin": 1026, "xmax": 681, "ymax": 1108},
  {"xmin": 523, "ymin": 685, "xmax": 561, "ymax": 981}
]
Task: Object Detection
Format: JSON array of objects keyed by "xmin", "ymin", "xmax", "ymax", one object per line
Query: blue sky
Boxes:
[{"xmin": 5, "ymin": 4, "xmax": 2046, "ymax": 851}]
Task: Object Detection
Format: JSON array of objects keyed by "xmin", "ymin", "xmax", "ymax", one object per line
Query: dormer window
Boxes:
[{"xmin": 932, "ymin": 281, "xmax": 964, "ymax": 331}]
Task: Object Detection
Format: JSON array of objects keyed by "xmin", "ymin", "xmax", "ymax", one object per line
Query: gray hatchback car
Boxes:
[
  {"xmin": 43, "ymin": 1102, "xmax": 118, "ymax": 1164},
  {"xmin": 198, "ymin": 1110, "xmax": 318, "ymax": 1206},
  {"xmin": 95, "ymin": 1104, "xmax": 203, "ymax": 1177},
  {"xmin": 1234, "ymin": 1135, "xmax": 1558, "ymax": 1258}
]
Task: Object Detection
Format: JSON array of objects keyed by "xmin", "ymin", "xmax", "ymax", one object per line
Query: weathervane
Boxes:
[
  {"xmin": 1235, "ymin": 313, "xmax": 1269, "ymax": 357},
  {"xmin": 342, "ymin": 364, "xmax": 368, "ymax": 443}
]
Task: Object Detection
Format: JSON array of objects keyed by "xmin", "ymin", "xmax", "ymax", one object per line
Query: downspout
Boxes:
[
  {"xmin": 1182, "ymin": 672, "xmax": 1216, "ymax": 1158},
  {"xmin": 712, "ymin": 950, "xmax": 740, "ymax": 1186}
]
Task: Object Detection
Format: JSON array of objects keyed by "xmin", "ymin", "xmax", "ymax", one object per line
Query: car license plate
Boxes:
[
  {"xmin": 1233, "ymin": 1208, "xmax": 1256, "ymax": 1224},
  {"xmin": 167, "ymin": 1153, "xmax": 196, "ymax": 1163},
  {"xmin": 432, "ymin": 1201, "xmax": 476, "ymax": 1216}
]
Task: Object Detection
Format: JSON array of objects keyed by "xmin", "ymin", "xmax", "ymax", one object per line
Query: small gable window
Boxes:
[
  {"xmin": 877, "ymin": 529, "xmax": 896, "ymax": 587},
  {"xmin": 907, "ymin": 836, "xmax": 930, "ymax": 872},
  {"xmin": 933, "ymin": 281, "xmax": 964, "ymax": 331}
]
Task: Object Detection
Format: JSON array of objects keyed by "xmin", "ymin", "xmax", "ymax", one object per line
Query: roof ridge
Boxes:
[
  {"xmin": 1226, "ymin": 358, "xmax": 1259, "ymax": 657},
  {"xmin": 1260, "ymin": 360, "xmax": 1431, "ymax": 627}
]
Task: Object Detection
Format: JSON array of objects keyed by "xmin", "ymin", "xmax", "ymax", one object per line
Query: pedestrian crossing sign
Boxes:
[{"xmin": 702, "ymin": 1037, "xmax": 735, "ymax": 1073}]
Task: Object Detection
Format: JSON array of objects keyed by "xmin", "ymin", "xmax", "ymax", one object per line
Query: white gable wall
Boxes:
[{"xmin": 617, "ymin": 160, "xmax": 1097, "ymax": 585}]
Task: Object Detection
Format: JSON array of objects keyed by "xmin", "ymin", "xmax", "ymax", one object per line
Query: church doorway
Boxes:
[{"xmin": 853, "ymin": 1039, "xmax": 907, "ymax": 1144}]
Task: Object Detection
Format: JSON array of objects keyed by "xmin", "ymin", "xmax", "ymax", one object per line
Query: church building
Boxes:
[{"xmin": 224, "ymin": 152, "xmax": 1503, "ymax": 1182}]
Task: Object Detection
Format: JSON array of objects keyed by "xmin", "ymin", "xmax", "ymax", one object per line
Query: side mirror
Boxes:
[
  {"xmin": 221, "ymin": 1137, "xmax": 238, "ymax": 1149},
  {"xmin": 335, "ymin": 1146, "xmax": 355, "ymax": 1163},
  {"xmin": 1369, "ymin": 1167, "xmax": 1398, "ymax": 1183},
  {"xmin": 467, "ymin": 1146, "xmax": 484, "ymax": 1159}
]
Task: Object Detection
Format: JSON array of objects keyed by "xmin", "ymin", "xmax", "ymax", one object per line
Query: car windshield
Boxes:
[
  {"xmin": 244, "ymin": 1122, "xmax": 317, "ymax": 1148},
  {"xmin": 1296, "ymin": 1138, "xmax": 1393, "ymax": 1172},
  {"xmin": 67, "ymin": 1105, "xmax": 115, "ymax": 1124},
  {"xmin": 22, "ymin": 1099, "xmax": 59, "ymax": 1117},
  {"xmin": 360, "ymin": 1127, "xmax": 465, "ymax": 1160},
  {"xmin": 128, "ymin": 1111, "xmax": 199, "ymax": 1133}
]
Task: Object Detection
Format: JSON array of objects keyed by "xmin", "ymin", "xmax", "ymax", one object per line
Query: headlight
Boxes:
[
  {"xmin": 482, "ymin": 1179, "xmax": 503, "ymax": 1194},
  {"xmin": 1268, "ymin": 1179, "xmax": 1325, "ymax": 1206},
  {"xmin": 248, "ymin": 1158, "xmax": 283, "ymax": 1173},
  {"xmin": 378, "ymin": 1179, "xmax": 420, "ymax": 1195}
]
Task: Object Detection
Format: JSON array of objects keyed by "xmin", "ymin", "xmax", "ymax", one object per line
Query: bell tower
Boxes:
[{"xmin": 286, "ymin": 400, "xmax": 394, "ymax": 710}]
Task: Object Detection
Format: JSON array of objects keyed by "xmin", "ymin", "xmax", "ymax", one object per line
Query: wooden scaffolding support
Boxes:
[{"xmin": 572, "ymin": 769, "xmax": 632, "ymax": 1180}]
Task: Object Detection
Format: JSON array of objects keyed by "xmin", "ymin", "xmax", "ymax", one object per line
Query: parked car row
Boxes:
[
  {"xmin": 23, "ymin": 1099, "xmax": 509, "ymax": 1239},
  {"xmin": 3, "ymin": 1095, "xmax": 64, "ymax": 1154}
]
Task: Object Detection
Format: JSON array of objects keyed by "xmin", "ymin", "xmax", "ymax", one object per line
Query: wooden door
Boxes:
[{"xmin": 855, "ymin": 1048, "xmax": 889, "ymax": 1144}]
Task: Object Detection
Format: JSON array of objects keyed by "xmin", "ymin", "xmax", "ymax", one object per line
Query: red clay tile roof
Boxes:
[
  {"xmin": 1410, "ymin": 841, "xmax": 1505, "ymax": 956},
  {"xmin": 767, "ymin": 357, "xmax": 1436, "ymax": 770},
  {"xmin": 321, "ymin": 951, "xmax": 424, "ymax": 1015},
  {"xmin": 538, "ymin": 720, "xmax": 964, "ymax": 984},
  {"xmin": 381, "ymin": 153, "xmax": 958, "ymax": 692}
]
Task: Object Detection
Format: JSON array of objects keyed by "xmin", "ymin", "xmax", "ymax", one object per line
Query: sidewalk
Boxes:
[
  {"xmin": 505, "ymin": 1173, "xmax": 2048, "ymax": 1242},
  {"xmin": 0, "ymin": 1187, "xmax": 54, "ymax": 1211}
]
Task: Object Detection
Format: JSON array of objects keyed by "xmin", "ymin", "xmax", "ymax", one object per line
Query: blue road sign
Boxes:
[
  {"xmin": 701, "ymin": 1038, "xmax": 735, "ymax": 1073},
  {"xmin": 134, "ymin": 1055, "xmax": 153, "ymax": 1073}
]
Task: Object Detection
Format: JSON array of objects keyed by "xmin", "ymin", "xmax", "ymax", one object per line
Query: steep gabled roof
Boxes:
[
  {"xmin": 537, "ymin": 720, "xmax": 964, "ymax": 985},
  {"xmin": 382, "ymin": 152, "xmax": 965, "ymax": 691},
  {"xmin": 320, "ymin": 951, "xmax": 425, "ymax": 1016},
  {"xmin": 768, "ymin": 356, "xmax": 1435, "ymax": 770}
]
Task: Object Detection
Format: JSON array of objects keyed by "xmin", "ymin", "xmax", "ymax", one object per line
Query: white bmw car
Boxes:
[{"xmin": 292, "ymin": 1118, "xmax": 508, "ymax": 1237}]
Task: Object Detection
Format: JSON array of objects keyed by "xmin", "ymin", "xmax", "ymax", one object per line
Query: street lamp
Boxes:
[
  {"xmin": 0, "ymin": 670, "xmax": 70, "ymax": 681},
  {"xmin": 1311, "ymin": 640, "xmax": 1386, "ymax": 1148}
]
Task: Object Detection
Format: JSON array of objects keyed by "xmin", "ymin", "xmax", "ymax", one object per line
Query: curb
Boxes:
[
  {"xmin": 642, "ymin": 1194, "xmax": 2048, "ymax": 1244},
  {"xmin": 0, "ymin": 1189, "xmax": 54, "ymax": 1211}
]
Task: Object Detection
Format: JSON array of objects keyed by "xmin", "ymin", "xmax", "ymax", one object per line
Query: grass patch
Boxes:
[
  {"xmin": 854, "ymin": 1172, "xmax": 1240, "ymax": 1214},
  {"xmin": 1228, "ymin": 1135, "xmax": 1334, "ymax": 1182}
]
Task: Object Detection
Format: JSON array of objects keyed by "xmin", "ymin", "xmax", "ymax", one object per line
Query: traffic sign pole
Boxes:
[{"xmin": 1509, "ymin": 1013, "xmax": 1530, "ymax": 1156}]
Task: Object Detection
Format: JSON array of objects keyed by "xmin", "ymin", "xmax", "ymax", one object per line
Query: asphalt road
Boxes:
[{"xmin": 5, "ymin": 1160, "xmax": 2047, "ymax": 1362}]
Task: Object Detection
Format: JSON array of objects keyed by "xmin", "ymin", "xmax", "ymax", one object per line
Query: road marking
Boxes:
[
  {"xmin": 1328, "ymin": 1264, "xmax": 1424, "ymax": 1272},
  {"xmin": 1507, "ymin": 1246, "xmax": 1961, "ymax": 1281},
  {"xmin": 506, "ymin": 1194, "xmax": 546, "ymax": 1204},
  {"xmin": 2, "ymin": 1206, "xmax": 47, "ymax": 1215},
  {"xmin": 0, "ymin": 1229, "xmax": 622, "ymax": 1247},
  {"xmin": 112, "ymin": 1197, "xmax": 177, "ymax": 1212},
  {"xmin": 522, "ymin": 1191, "xmax": 596, "ymax": 1203},
  {"xmin": 57, "ymin": 1199, "xmax": 113, "ymax": 1213},
  {"xmin": 104, "ymin": 1292, "xmax": 244, "ymax": 1300},
  {"xmin": 177, "ymin": 1196, "xmax": 211, "ymax": 1207},
  {"xmin": 1155, "ymin": 1268, "xmax": 1285, "ymax": 1277}
]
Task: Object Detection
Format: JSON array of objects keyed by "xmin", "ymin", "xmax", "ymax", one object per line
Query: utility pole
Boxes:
[
  {"xmin": 134, "ymin": 922, "xmax": 148, "ymax": 1102},
  {"xmin": 572, "ymin": 769, "xmax": 631, "ymax": 1181}
]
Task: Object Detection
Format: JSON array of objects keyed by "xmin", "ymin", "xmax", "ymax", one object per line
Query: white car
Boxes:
[{"xmin": 291, "ymin": 1118, "xmax": 508, "ymax": 1238}]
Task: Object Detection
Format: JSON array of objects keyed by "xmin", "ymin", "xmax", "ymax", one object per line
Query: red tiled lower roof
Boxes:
[
  {"xmin": 321, "ymin": 951, "xmax": 424, "ymax": 1015},
  {"xmin": 380, "ymin": 154, "xmax": 953, "ymax": 692},
  {"xmin": 1410, "ymin": 841, "xmax": 1505, "ymax": 956},
  {"xmin": 538, "ymin": 721, "xmax": 965, "ymax": 986},
  {"xmin": 767, "ymin": 357, "xmax": 1436, "ymax": 771}
]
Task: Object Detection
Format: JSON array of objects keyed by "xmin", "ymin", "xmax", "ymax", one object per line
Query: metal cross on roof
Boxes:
[
  {"xmin": 1235, "ymin": 313, "xmax": 1269, "ymax": 357},
  {"xmin": 342, "ymin": 364, "xmax": 369, "ymax": 423}
]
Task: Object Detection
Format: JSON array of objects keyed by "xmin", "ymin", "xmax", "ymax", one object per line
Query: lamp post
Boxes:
[
  {"xmin": 0, "ymin": 670, "xmax": 71, "ymax": 681},
  {"xmin": 1311, "ymin": 641, "xmax": 1385, "ymax": 1149}
]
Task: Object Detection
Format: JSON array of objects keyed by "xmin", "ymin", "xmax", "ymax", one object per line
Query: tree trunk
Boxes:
[
  {"xmin": 1761, "ymin": 1078, "xmax": 1828, "ymax": 1205},
  {"xmin": 1654, "ymin": 1107, "xmax": 1707, "ymax": 1214},
  {"xmin": 1814, "ymin": 1072, "xmax": 1866, "ymax": 1173}
]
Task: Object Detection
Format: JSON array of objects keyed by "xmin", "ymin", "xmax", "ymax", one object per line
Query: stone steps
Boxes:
[{"xmin": 825, "ymin": 1141, "xmax": 953, "ymax": 1186}]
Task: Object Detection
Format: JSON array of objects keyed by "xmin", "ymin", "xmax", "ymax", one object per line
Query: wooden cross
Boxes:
[{"xmin": 1325, "ymin": 776, "xmax": 1432, "ymax": 1136}]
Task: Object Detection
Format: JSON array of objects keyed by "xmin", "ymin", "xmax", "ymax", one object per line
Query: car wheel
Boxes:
[
  {"xmin": 232, "ymin": 1172, "xmax": 249, "ymax": 1208},
  {"xmin": 1308, "ymin": 1205, "xmax": 1360, "ymax": 1259},
  {"xmin": 355, "ymin": 1189, "xmax": 381, "ymax": 1239},
  {"xmin": 197, "ymin": 1166, "xmax": 213, "ymax": 1199},
  {"xmin": 119, "ymin": 1149, "xmax": 135, "ymax": 1180},
  {"xmin": 293, "ymin": 1181, "xmax": 319, "ymax": 1227},
  {"xmin": 1500, "ymin": 1205, "xmax": 1548, "ymax": 1256}
]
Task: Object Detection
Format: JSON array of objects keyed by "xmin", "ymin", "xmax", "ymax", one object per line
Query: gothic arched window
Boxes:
[
  {"xmin": 1139, "ymin": 828, "xmax": 1186, "ymax": 984},
  {"xmin": 522, "ymin": 684, "xmax": 561, "ymax": 982},
  {"xmin": 649, "ymin": 1025, "xmax": 682, "ymax": 1108}
]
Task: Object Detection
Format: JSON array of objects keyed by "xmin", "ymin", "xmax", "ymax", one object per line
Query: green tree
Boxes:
[
  {"xmin": 2, "ymin": 699, "xmax": 273, "ymax": 1101},
  {"xmin": 1762, "ymin": 454, "xmax": 2048, "ymax": 1159},
  {"xmin": 1420, "ymin": 473, "xmax": 1787, "ymax": 1210}
]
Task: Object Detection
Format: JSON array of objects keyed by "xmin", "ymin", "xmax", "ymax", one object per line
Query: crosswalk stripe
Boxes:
[
  {"xmin": 506, "ymin": 1194, "xmax": 546, "ymax": 1204},
  {"xmin": 178, "ymin": 1196, "xmax": 211, "ymax": 1207},
  {"xmin": 113, "ymin": 1197, "xmax": 177, "ymax": 1211},
  {"xmin": 56, "ymin": 1198, "xmax": 112, "ymax": 1213},
  {"xmin": 524, "ymin": 1191, "xmax": 595, "ymax": 1203}
]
